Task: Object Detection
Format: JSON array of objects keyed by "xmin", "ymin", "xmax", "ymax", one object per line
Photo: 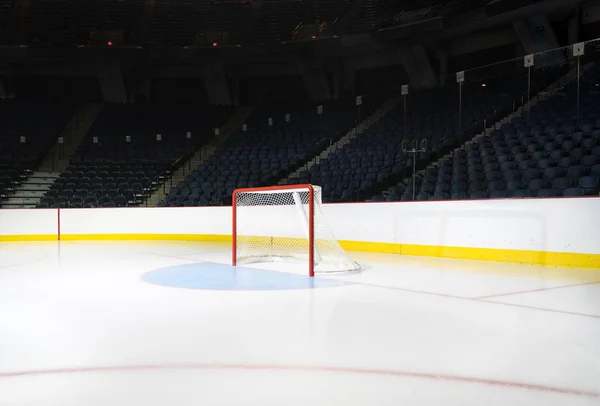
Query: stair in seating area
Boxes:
[
  {"xmin": 1, "ymin": 172, "xmax": 60, "ymax": 208},
  {"xmin": 37, "ymin": 103, "xmax": 103, "ymax": 173},
  {"xmin": 145, "ymin": 105, "xmax": 256, "ymax": 206},
  {"xmin": 0, "ymin": 104, "xmax": 102, "ymax": 208},
  {"xmin": 280, "ymin": 97, "xmax": 398, "ymax": 185}
]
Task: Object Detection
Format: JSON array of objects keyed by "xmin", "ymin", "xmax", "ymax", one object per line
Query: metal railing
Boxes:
[
  {"xmin": 48, "ymin": 109, "xmax": 84, "ymax": 172},
  {"xmin": 142, "ymin": 141, "xmax": 216, "ymax": 207}
]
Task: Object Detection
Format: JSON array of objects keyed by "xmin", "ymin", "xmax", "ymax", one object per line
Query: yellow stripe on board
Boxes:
[
  {"xmin": 0, "ymin": 234, "xmax": 57, "ymax": 242},
  {"xmin": 1, "ymin": 233, "xmax": 599, "ymax": 269},
  {"xmin": 59, "ymin": 234, "xmax": 232, "ymax": 242},
  {"xmin": 339, "ymin": 240, "xmax": 600, "ymax": 269}
]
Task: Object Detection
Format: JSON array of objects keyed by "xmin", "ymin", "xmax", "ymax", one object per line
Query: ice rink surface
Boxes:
[{"xmin": 0, "ymin": 240, "xmax": 599, "ymax": 406}]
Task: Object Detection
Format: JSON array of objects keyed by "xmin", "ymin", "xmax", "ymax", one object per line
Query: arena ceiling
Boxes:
[
  {"xmin": 0, "ymin": 0, "xmax": 545, "ymax": 49},
  {"xmin": 0, "ymin": 0, "xmax": 585, "ymax": 104}
]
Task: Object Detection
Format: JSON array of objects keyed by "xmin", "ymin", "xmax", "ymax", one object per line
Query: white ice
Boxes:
[{"xmin": 0, "ymin": 240, "xmax": 599, "ymax": 406}]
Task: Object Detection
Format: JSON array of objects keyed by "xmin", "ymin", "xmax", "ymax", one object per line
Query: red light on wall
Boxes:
[
  {"xmin": 212, "ymin": 42, "xmax": 218, "ymax": 47},
  {"xmin": 107, "ymin": 41, "xmax": 113, "ymax": 46},
  {"xmin": 311, "ymin": 35, "xmax": 316, "ymax": 39}
]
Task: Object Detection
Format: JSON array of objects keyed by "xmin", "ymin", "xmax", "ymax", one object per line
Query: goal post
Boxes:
[{"xmin": 232, "ymin": 184, "xmax": 360, "ymax": 277}]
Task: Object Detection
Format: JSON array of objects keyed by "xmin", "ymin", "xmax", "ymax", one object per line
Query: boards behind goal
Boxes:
[{"xmin": 232, "ymin": 184, "xmax": 360, "ymax": 277}]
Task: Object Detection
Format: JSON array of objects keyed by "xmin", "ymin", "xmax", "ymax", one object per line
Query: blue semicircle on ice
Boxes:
[{"xmin": 142, "ymin": 262, "xmax": 350, "ymax": 291}]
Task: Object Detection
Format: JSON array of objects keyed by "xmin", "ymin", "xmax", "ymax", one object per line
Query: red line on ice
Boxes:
[
  {"xmin": 355, "ymin": 281, "xmax": 600, "ymax": 319},
  {"xmin": 473, "ymin": 280, "xmax": 600, "ymax": 299},
  {"xmin": 0, "ymin": 363, "xmax": 598, "ymax": 398}
]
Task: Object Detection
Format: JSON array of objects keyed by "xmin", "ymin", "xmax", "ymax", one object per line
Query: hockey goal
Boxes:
[{"xmin": 232, "ymin": 184, "xmax": 360, "ymax": 276}]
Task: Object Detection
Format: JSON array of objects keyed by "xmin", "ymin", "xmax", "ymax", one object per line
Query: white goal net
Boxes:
[{"xmin": 232, "ymin": 184, "xmax": 360, "ymax": 276}]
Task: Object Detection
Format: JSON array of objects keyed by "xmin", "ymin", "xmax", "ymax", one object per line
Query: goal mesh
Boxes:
[{"xmin": 233, "ymin": 185, "xmax": 360, "ymax": 274}]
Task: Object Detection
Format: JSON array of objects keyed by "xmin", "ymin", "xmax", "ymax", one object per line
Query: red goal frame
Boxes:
[{"xmin": 232, "ymin": 184, "xmax": 316, "ymax": 276}]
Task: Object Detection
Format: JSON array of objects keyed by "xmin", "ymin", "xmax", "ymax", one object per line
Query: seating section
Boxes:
[
  {"xmin": 291, "ymin": 68, "xmax": 562, "ymax": 202},
  {"xmin": 39, "ymin": 104, "xmax": 232, "ymax": 208},
  {"xmin": 159, "ymin": 99, "xmax": 375, "ymax": 207},
  {"xmin": 0, "ymin": 101, "xmax": 73, "ymax": 206},
  {"xmin": 5, "ymin": 65, "xmax": 596, "ymax": 209},
  {"xmin": 380, "ymin": 67, "xmax": 600, "ymax": 201}
]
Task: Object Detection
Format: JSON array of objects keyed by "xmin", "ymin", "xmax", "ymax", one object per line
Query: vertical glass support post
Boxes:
[
  {"xmin": 456, "ymin": 71, "xmax": 464, "ymax": 141},
  {"xmin": 573, "ymin": 42, "xmax": 585, "ymax": 130},
  {"xmin": 401, "ymin": 84, "xmax": 409, "ymax": 139},
  {"xmin": 577, "ymin": 55, "xmax": 581, "ymax": 130},
  {"xmin": 524, "ymin": 54, "xmax": 534, "ymax": 120}
]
